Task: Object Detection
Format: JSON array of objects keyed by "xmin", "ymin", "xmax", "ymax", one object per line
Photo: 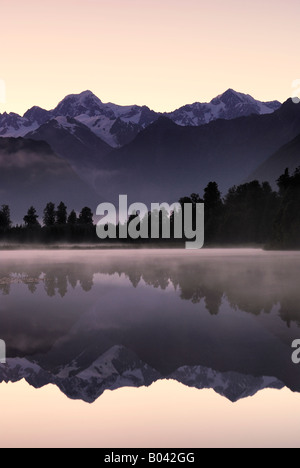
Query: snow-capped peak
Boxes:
[
  {"xmin": 0, "ymin": 351, "xmax": 285, "ymax": 404},
  {"xmin": 0, "ymin": 88, "xmax": 282, "ymax": 146},
  {"xmin": 53, "ymin": 90, "xmax": 104, "ymax": 118},
  {"xmin": 167, "ymin": 89, "xmax": 281, "ymax": 126},
  {"xmin": 213, "ymin": 88, "xmax": 249, "ymax": 105}
]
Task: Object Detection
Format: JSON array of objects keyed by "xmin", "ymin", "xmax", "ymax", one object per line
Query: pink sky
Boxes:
[
  {"xmin": 1, "ymin": 0, "xmax": 299, "ymax": 114},
  {"xmin": 1, "ymin": 380, "xmax": 300, "ymax": 448}
]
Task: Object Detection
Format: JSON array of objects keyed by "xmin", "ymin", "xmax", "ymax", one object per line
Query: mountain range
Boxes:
[
  {"xmin": 1, "ymin": 89, "xmax": 300, "ymax": 220},
  {"xmin": 0, "ymin": 89, "xmax": 281, "ymax": 147},
  {"xmin": 95, "ymin": 99, "xmax": 300, "ymax": 204},
  {"xmin": 0, "ymin": 347, "xmax": 284, "ymax": 404}
]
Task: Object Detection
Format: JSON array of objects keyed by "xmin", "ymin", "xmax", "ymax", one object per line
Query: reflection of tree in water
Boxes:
[
  {"xmin": 68, "ymin": 270, "xmax": 78, "ymax": 290},
  {"xmin": 0, "ymin": 282, "xmax": 10, "ymax": 296},
  {"xmin": 27, "ymin": 282, "xmax": 38, "ymax": 294},
  {"xmin": 279, "ymin": 300, "xmax": 300, "ymax": 328},
  {"xmin": 43, "ymin": 270, "xmax": 69, "ymax": 297},
  {"xmin": 0, "ymin": 255, "xmax": 300, "ymax": 327},
  {"xmin": 79, "ymin": 275, "xmax": 93, "ymax": 292},
  {"xmin": 204, "ymin": 288, "xmax": 223, "ymax": 316},
  {"xmin": 43, "ymin": 269, "xmax": 93, "ymax": 296},
  {"xmin": 127, "ymin": 269, "xmax": 142, "ymax": 288},
  {"xmin": 141, "ymin": 268, "xmax": 170, "ymax": 290},
  {"xmin": 0, "ymin": 275, "xmax": 41, "ymax": 296},
  {"xmin": 114, "ymin": 257, "xmax": 300, "ymax": 325},
  {"xmin": 172, "ymin": 270, "xmax": 222, "ymax": 314},
  {"xmin": 57, "ymin": 272, "xmax": 68, "ymax": 298},
  {"xmin": 0, "ymin": 265, "xmax": 94, "ymax": 298},
  {"xmin": 44, "ymin": 272, "xmax": 56, "ymax": 297}
]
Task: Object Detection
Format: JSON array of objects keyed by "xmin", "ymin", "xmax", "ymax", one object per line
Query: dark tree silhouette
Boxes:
[
  {"xmin": 271, "ymin": 167, "xmax": 300, "ymax": 248},
  {"xmin": 222, "ymin": 180, "xmax": 278, "ymax": 245},
  {"xmin": 0, "ymin": 168, "xmax": 299, "ymax": 249},
  {"xmin": 56, "ymin": 202, "xmax": 67, "ymax": 225},
  {"xmin": 203, "ymin": 182, "xmax": 223, "ymax": 243},
  {"xmin": 24, "ymin": 206, "xmax": 40, "ymax": 227},
  {"xmin": 203, "ymin": 182, "xmax": 223, "ymax": 211},
  {"xmin": 277, "ymin": 168, "xmax": 290, "ymax": 196},
  {"xmin": 67, "ymin": 210, "xmax": 77, "ymax": 225},
  {"xmin": 0, "ymin": 205, "xmax": 11, "ymax": 231},
  {"xmin": 78, "ymin": 207, "xmax": 93, "ymax": 225},
  {"xmin": 43, "ymin": 202, "xmax": 56, "ymax": 227}
]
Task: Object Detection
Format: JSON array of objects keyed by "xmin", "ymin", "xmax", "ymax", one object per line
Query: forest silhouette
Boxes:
[{"xmin": 0, "ymin": 167, "xmax": 300, "ymax": 249}]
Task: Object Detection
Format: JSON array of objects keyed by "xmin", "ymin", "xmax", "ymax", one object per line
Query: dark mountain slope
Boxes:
[
  {"xmin": 0, "ymin": 138, "xmax": 101, "ymax": 223},
  {"xmin": 25, "ymin": 116, "xmax": 112, "ymax": 188},
  {"xmin": 248, "ymin": 132, "xmax": 300, "ymax": 187},
  {"xmin": 95, "ymin": 99, "xmax": 300, "ymax": 204}
]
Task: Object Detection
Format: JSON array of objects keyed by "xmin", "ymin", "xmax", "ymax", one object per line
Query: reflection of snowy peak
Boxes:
[
  {"xmin": 0, "ymin": 89, "xmax": 281, "ymax": 148},
  {"xmin": 55, "ymin": 345, "xmax": 160, "ymax": 402},
  {"xmin": 170, "ymin": 365, "xmax": 284, "ymax": 403},
  {"xmin": 0, "ymin": 358, "xmax": 53, "ymax": 388},
  {"xmin": 0, "ymin": 345, "xmax": 284, "ymax": 404},
  {"xmin": 0, "ymin": 346, "xmax": 160, "ymax": 403}
]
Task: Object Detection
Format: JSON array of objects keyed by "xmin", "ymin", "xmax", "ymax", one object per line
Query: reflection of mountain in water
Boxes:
[
  {"xmin": 0, "ymin": 251, "xmax": 300, "ymax": 403},
  {"xmin": 0, "ymin": 346, "xmax": 284, "ymax": 403},
  {"xmin": 1, "ymin": 252, "xmax": 300, "ymax": 326}
]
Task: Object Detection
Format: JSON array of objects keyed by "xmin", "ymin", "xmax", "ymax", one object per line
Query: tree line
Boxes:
[
  {"xmin": 0, "ymin": 167, "xmax": 300, "ymax": 248},
  {"xmin": 190, "ymin": 167, "xmax": 300, "ymax": 249},
  {"xmin": 0, "ymin": 203, "xmax": 95, "ymax": 243}
]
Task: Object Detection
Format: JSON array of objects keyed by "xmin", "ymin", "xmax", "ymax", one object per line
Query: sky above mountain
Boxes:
[{"xmin": 1, "ymin": 0, "xmax": 299, "ymax": 115}]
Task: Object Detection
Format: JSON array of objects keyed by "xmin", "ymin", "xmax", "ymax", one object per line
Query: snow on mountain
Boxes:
[
  {"xmin": 0, "ymin": 105, "xmax": 51, "ymax": 138},
  {"xmin": 167, "ymin": 89, "xmax": 281, "ymax": 127},
  {"xmin": 0, "ymin": 112, "xmax": 41, "ymax": 137},
  {"xmin": 170, "ymin": 365, "xmax": 284, "ymax": 403},
  {"xmin": 0, "ymin": 89, "xmax": 281, "ymax": 148},
  {"xmin": 23, "ymin": 106, "xmax": 52, "ymax": 126},
  {"xmin": 53, "ymin": 90, "xmax": 104, "ymax": 117},
  {"xmin": 52, "ymin": 91, "xmax": 158, "ymax": 147},
  {"xmin": 51, "ymin": 115, "xmax": 78, "ymax": 132},
  {"xmin": 0, "ymin": 346, "xmax": 284, "ymax": 404}
]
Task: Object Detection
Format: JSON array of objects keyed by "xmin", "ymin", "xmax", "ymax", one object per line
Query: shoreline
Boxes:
[{"xmin": 0, "ymin": 243, "xmax": 266, "ymax": 251}]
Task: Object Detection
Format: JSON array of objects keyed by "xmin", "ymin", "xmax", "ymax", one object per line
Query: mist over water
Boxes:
[
  {"xmin": 1, "ymin": 248, "xmax": 300, "ymax": 447},
  {"xmin": 0, "ymin": 249, "xmax": 299, "ymax": 395}
]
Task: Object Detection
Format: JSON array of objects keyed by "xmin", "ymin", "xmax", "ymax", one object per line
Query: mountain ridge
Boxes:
[
  {"xmin": 94, "ymin": 98, "xmax": 300, "ymax": 204},
  {"xmin": 0, "ymin": 89, "xmax": 281, "ymax": 148},
  {"xmin": 0, "ymin": 137, "xmax": 101, "ymax": 222},
  {"xmin": 0, "ymin": 346, "xmax": 284, "ymax": 404}
]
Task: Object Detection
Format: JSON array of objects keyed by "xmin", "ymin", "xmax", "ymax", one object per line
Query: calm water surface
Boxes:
[{"xmin": 0, "ymin": 249, "xmax": 300, "ymax": 448}]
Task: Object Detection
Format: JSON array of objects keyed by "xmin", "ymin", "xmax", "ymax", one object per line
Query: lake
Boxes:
[{"xmin": 0, "ymin": 248, "xmax": 300, "ymax": 448}]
